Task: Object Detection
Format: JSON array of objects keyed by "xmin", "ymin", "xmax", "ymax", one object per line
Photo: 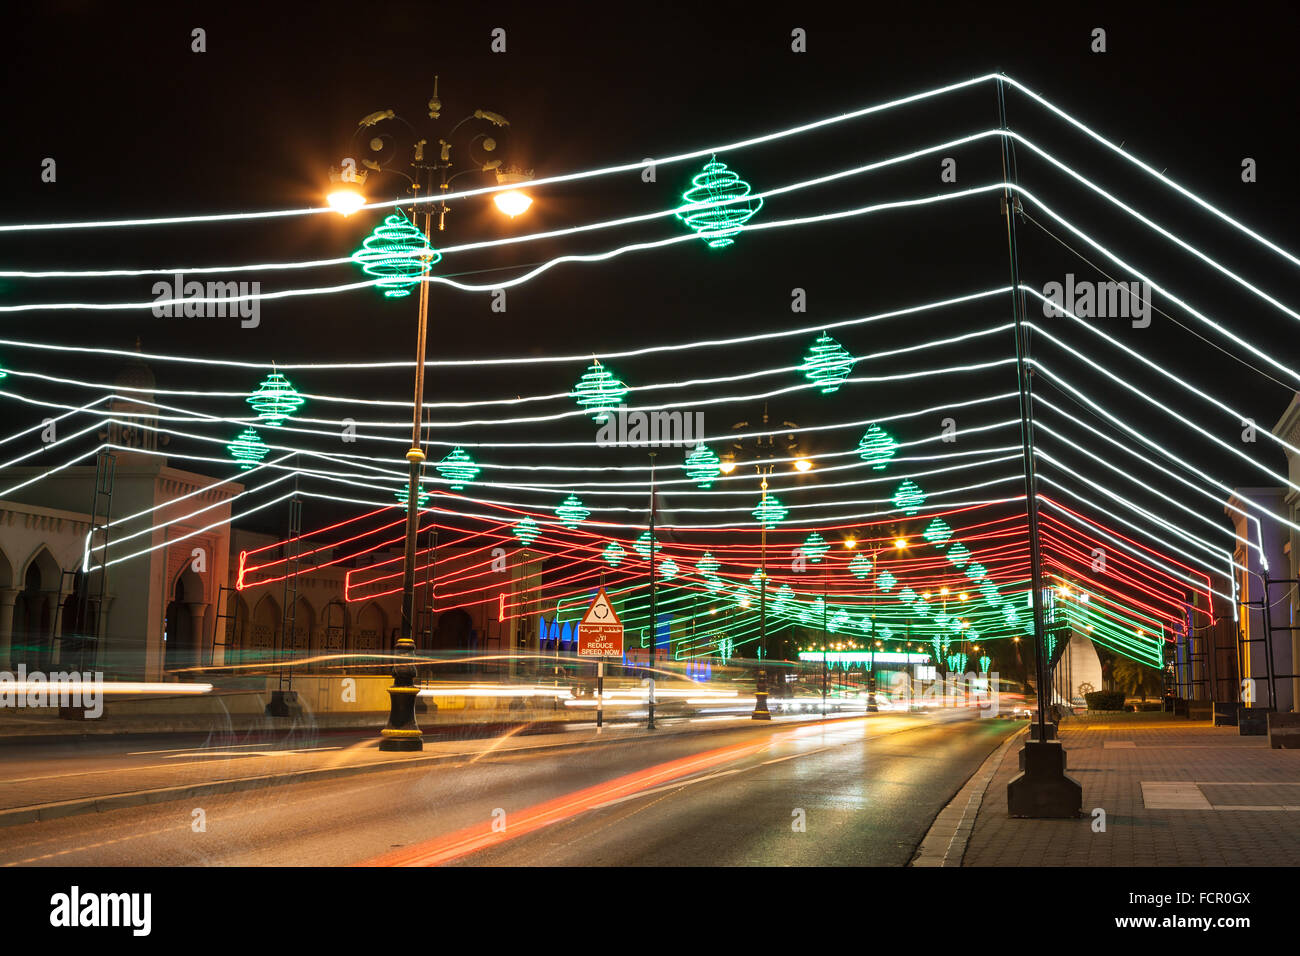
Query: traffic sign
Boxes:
[{"xmin": 577, "ymin": 587, "xmax": 623, "ymax": 658}]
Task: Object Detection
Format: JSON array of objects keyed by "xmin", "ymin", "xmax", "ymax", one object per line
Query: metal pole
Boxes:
[
  {"xmin": 597, "ymin": 660, "xmax": 605, "ymax": 732},
  {"xmin": 998, "ymin": 76, "xmax": 1050, "ymax": 744},
  {"xmin": 753, "ymin": 466, "xmax": 771, "ymax": 719},
  {"xmin": 379, "ymin": 188, "xmax": 432, "ymax": 752},
  {"xmin": 647, "ymin": 451, "xmax": 657, "ymax": 730}
]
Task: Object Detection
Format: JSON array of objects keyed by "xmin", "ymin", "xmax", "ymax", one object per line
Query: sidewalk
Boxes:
[
  {"xmin": 961, "ymin": 712, "xmax": 1300, "ymax": 866},
  {"xmin": 0, "ymin": 711, "xmax": 856, "ymax": 829}
]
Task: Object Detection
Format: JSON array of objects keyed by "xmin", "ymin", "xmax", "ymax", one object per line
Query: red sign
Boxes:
[{"xmin": 577, "ymin": 588, "xmax": 624, "ymax": 658}]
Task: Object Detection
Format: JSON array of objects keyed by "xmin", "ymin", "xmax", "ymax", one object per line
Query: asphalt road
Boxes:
[{"xmin": 0, "ymin": 713, "xmax": 1018, "ymax": 866}]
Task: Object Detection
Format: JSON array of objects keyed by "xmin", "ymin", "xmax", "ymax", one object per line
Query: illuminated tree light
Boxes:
[
  {"xmin": 658, "ymin": 557, "xmax": 679, "ymax": 580},
  {"xmin": 774, "ymin": 584, "xmax": 794, "ymax": 615},
  {"xmin": 351, "ymin": 210, "xmax": 438, "ymax": 298},
  {"xmin": 892, "ymin": 479, "xmax": 926, "ymax": 515},
  {"xmin": 857, "ymin": 423, "xmax": 897, "ymax": 470},
  {"xmin": 899, "ymin": 587, "xmax": 917, "ymax": 605},
  {"xmin": 435, "ymin": 446, "xmax": 480, "ymax": 490},
  {"xmin": 555, "ymin": 493, "xmax": 590, "ymax": 529},
  {"xmin": 603, "ymin": 541, "xmax": 626, "ymax": 567},
  {"xmin": 923, "ymin": 517, "xmax": 953, "ymax": 546},
  {"xmin": 513, "ymin": 517, "xmax": 540, "ymax": 546},
  {"xmin": 802, "ymin": 531, "xmax": 829, "ymax": 563},
  {"xmin": 979, "ymin": 654, "xmax": 991, "ymax": 673},
  {"xmin": 247, "ymin": 372, "xmax": 304, "ymax": 426},
  {"xmin": 752, "ymin": 494, "xmax": 788, "ymax": 528},
  {"xmin": 801, "ymin": 332, "xmax": 855, "ymax": 394},
  {"xmin": 676, "ymin": 156, "xmax": 763, "ymax": 248},
  {"xmin": 965, "ymin": 562, "xmax": 987, "ymax": 581},
  {"xmin": 227, "ymin": 427, "xmax": 269, "ymax": 470},
  {"xmin": 704, "ymin": 575, "xmax": 723, "ymax": 592},
  {"xmin": 684, "ymin": 441, "xmax": 722, "ymax": 488},
  {"xmin": 849, "ymin": 552, "xmax": 873, "ymax": 579},
  {"xmin": 876, "ymin": 569, "xmax": 897, "ymax": 591},
  {"xmin": 696, "ymin": 551, "xmax": 720, "ymax": 576},
  {"xmin": 948, "ymin": 652, "xmax": 968, "ymax": 672},
  {"xmin": 571, "ymin": 361, "xmax": 628, "ymax": 423},
  {"xmin": 633, "ymin": 531, "xmax": 661, "ymax": 559},
  {"xmin": 946, "ymin": 541, "xmax": 972, "ymax": 567}
]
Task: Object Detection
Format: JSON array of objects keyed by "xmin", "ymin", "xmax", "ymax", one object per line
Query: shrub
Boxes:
[{"xmin": 1084, "ymin": 690, "xmax": 1126, "ymax": 711}]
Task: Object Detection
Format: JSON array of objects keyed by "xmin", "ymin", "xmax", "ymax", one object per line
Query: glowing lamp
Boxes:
[
  {"xmin": 493, "ymin": 189, "xmax": 533, "ymax": 218},
  {"xmin": 327, "ymin": 188, "xmax": 366, "ymax": 216},
  {"xmin": 794, "ymin": 458, "xmax": 813, "ymax": 472}
]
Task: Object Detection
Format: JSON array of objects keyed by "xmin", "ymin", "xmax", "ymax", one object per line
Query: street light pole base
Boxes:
[
  {"xmin": 378, "ymin": 672, "xmax": 422, "ymax": 752},
  {"xmin": 1007, "ymin": 740, "xmax": 1081, "ymax": 817},
  {"xmin": 751, "ymin": 691, "xmax": 772, "ymax": 720}
]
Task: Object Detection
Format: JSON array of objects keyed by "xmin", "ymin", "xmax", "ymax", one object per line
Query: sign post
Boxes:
[{"xmin": 577, "ymin": 588, "xmax": 624, "ymax": 732}]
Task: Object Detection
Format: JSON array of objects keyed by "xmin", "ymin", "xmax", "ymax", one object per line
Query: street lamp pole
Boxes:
[
  {"xmin": 647, "ymin": 451, "xmax": 657, "ymax": 730},
  {"xmin": 753, "ymin": 464, "xmax": 772, "ymax": 720}
]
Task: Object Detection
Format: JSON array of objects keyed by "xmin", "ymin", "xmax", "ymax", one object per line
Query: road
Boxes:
[{"xmin": 0, "ymin": 713, "xmax": 1018, "ymax": 866}]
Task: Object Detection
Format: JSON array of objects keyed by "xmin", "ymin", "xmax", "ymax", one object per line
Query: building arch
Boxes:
[
  {"xmin": 249, "ymin": 593, "xmax": 281, "ymax": 661},
  {"xmin": 164, "ymin": 567, "xmax": 205, "ymax": 675},
  {"xmin": 14, "ymin": 547, "xmax": 60, "ymax": 669}
]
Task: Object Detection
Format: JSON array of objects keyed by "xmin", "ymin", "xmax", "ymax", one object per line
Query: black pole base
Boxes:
[
  {"xmin": 378, "ymin": 681, "xmax": 422, "ymax": 752},
  {"xmin": 1007, "ymin": 740, "xmax": 1082, "ymax": 818},
  {"xmin": 265, "ymin": 690, "xmax": 298, "ymax": 718},
  {"xmin": 751, "ymin": 691, "xmax": 772, "ymax": 720}
]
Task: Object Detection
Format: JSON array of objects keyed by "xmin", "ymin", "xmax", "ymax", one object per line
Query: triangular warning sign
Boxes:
[{"xmin": 581, "ymin": 588, "xmax": 621, "ymax": 626}]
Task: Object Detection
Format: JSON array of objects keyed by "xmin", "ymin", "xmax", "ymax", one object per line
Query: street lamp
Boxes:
[
  {"xmin": 721, "ymin": 404, "xmax": 812, "ymax": 720},
  {"xmin": 332, "ymin": 78, "xmax": 532, "ymax": 753}
]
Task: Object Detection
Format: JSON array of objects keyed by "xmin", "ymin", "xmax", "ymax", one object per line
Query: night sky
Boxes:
[{"xmin": 5, "ymin": 2, "xmax": 1299, "ymax": 623}]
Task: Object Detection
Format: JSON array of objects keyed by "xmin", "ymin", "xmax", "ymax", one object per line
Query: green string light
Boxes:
[
  {"xmin": 435, "ymin": 446, "xmax": 480, "ymax": 490},
  {"xmin": 923, "ymin": 517, "xmax": 953, "ymax": 546},
  {"xmin": 513, "ymin": 517, "xmax": 540, "ymax": 546},
  {"xmin": 892, "ymin": 479, "xmax": 926, "ymax": 515},
  {"xmin": 633, "ymin": 531, "xmax": 661, "ymax": 559},
  {"xmin": 351, "ymin": 209, "xmax": 438, "ymax": 298},
  {"xmin": 555, "ymin": 493, "xmax": 590, "ymax": 529},
  {"xmin": 801, "ymin": 531, "xmax": 829, "ymax": 563},
  {"xmin": 801, "ymin": 332, "xmax": 855, "ymax": 394},
  {"xmin": 571, "ymin": 361, "xmax": 628, "ymax": 423},
  {"xmin": 227, "ymin": 427, "xmax": 269, "ymax": 470},
  {"xmin": 247, "ymin": 372, "xmax": 303, "ymax": 426},
  {"xmin": 676, "ymin": 156, "xmax": 763, "ymax": 249},
  {"xmin": 752, "ymin": 494, "xmax": 788, "ymax": 528},
  {"xmin": 395, "ymin": 483, "xmax": 430, "ymax": 508},
  {"xmin": 849, "ymin": 552, "xmax": 873, "ymax": 579},
  {"xmin": 684, "ymin": 441, "xmax": 722, "ymax": 488},
  {"xmin": 857, "ymin": 423, "xmax": 897, "ymax": 470},
  {"xmin": 979, "ymin": 654, "xmax": 992, "ymax": 673},
  {"xmin": 603, "ymin": 541, "xmax": 626, "ymax": 567}
]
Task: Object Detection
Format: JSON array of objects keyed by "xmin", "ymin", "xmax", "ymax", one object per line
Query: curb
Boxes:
[
  {"xmin": 0, "ymin": 712, "xmax": 869, "ymax": 830},
  {"xmin": 910, "ymin": 725, "xmax": 1026, "ymax": 867}
]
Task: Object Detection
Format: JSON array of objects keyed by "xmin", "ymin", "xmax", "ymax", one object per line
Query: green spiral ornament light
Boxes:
[
  {"xmin": 676, "ymin": 156, "xmax": 763, "ymax": 249},
  {"xmin": 247, "ymin": 372, "xmax": 304, "ymax": 426},
  {"xmin": 876, "ymin": 569, "xmax": 897, "ymax": 592},
  {"xmin": 435, "ymin": 446, "xmax": 480, "ymax": 490},
  {"xmin": 395, "ymin": 483, "xmax": 430, "ymax": 508},
  {"xmin": 603, "ymin": 541, "xmax": 626, "ymax": 567},
  {"xmin": 857, "ymin": 424, "xmax": 897, "ymax": 470},
  {"xmin": 658, "ymin": 557, "xmax": 679, "ymax": 580},
  {"xmin": 801, "ymin": 332, "xmax": 855, "ymax": 394},
  {"xmin": 752, "ymin": 494, "xmax": 788, "ymax": 529},
  {"xmin": 513, "ymin": 517, "xmax": 540, "ymax": 546},
  {"xmin": 965, "ymin": 562, "xmax": 988, "ymax": 581},
  {"xmin": 892, "ymin": 479, "xmax": 926, "ymax": 516},
  {"xmin": 923, "ymin": 517, "xmax": 953, "ymax": 547},
  {"xmin": 351, "ymin": 209, "xmax": 438, "ymax": 298},
  {"xmin": 947, "ymin": 542, "xmax": 972, "ymax": 568},
  {"xmin": 633, "ymin": 531, "xmax": 661, "ymax": 559},
  {"xmin": 571, "ymin": 361, "xmax": 628, "ymax": 423},
  {"xmin": 801, "ymin": 532, "xmax": 829, "ymax": 563},
  {"xmin": 227, "ymin": 427, "xmax": 269, "ymax": 470},
  {"xmin": 979, "ymin": 654, "xmax": 991, "ymax": 674},
  {"xmin": 684, "ymin": 441, "xmax": 722, "ymax": 488},
  {"xmin": 697, "ymin": 552, "xmax": 720, "ymax": 576},
  {"xmin": 849, "ymin": 552, "xmax": 873, "ymax": 579},
  {"xmin": 555, "ymin": 493, "xmax": 589, "ymax": 529}
]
